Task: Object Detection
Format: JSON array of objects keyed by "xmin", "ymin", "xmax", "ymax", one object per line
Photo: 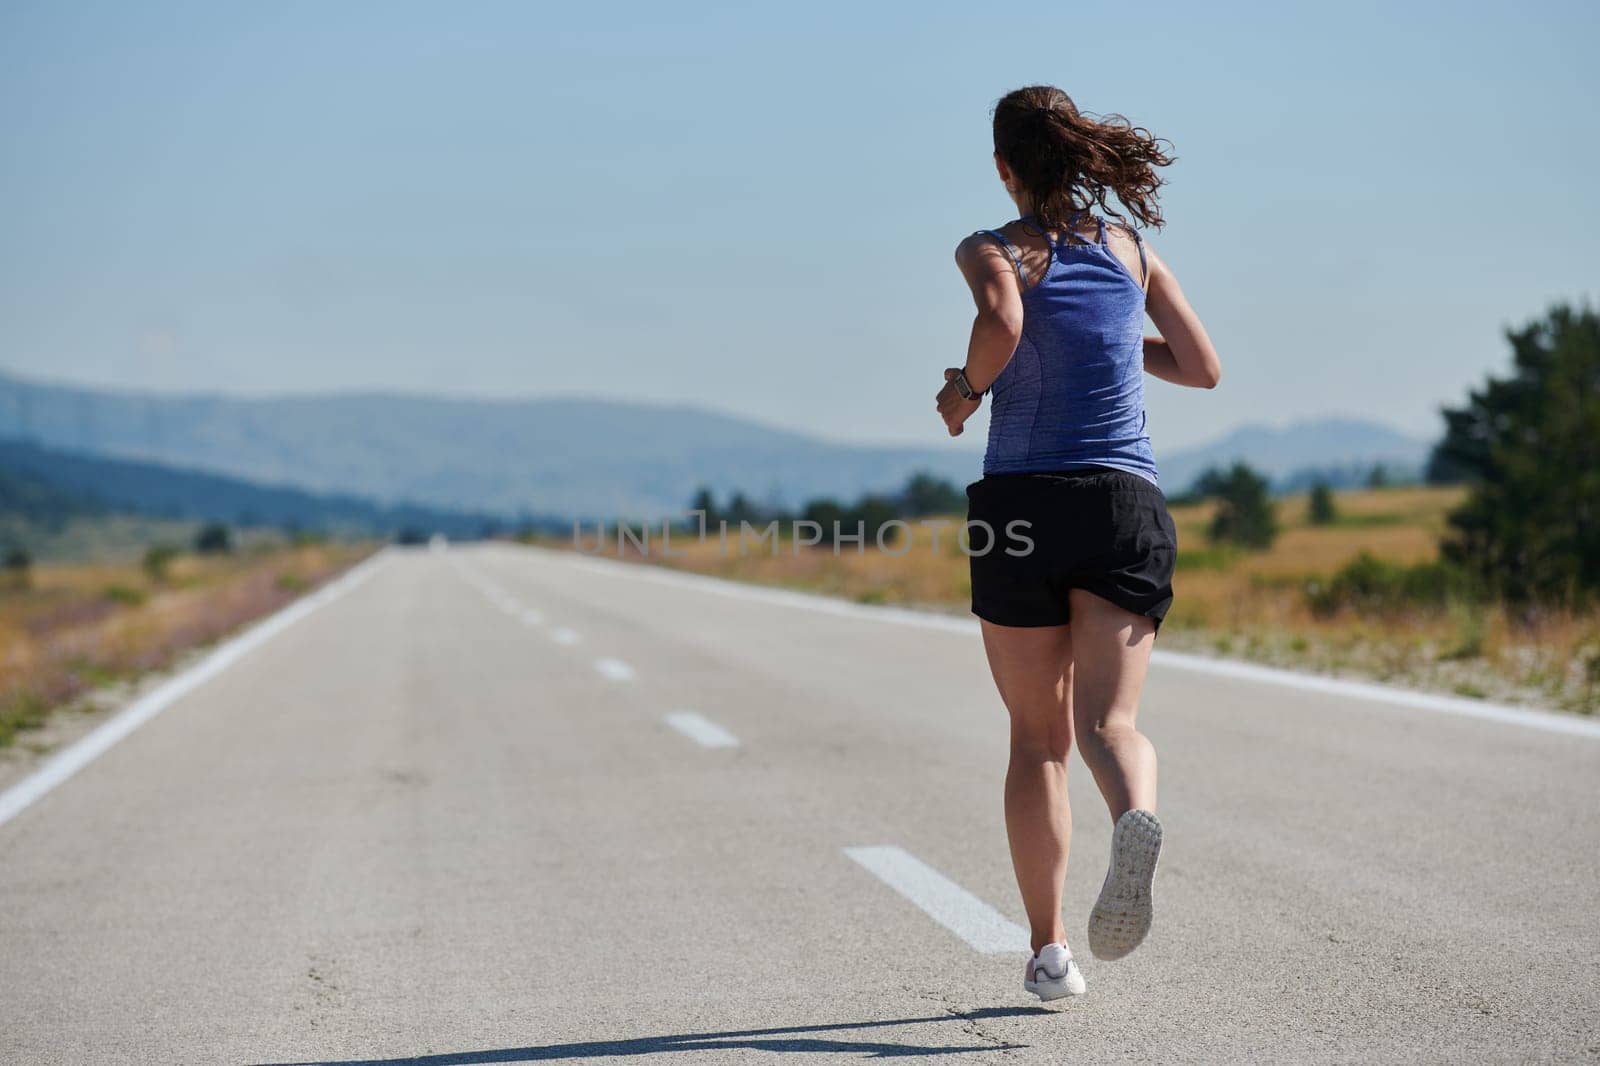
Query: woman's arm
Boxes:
[
  {"xmin": 936, "ymin": 234, "xmax": 1025, "ymax": 436},
  {"xmin": 1142, "ymin": 243, "xmax": 1222, "ymax": 389}
]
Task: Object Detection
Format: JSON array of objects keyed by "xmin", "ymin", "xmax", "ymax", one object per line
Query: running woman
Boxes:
[{"xmin": 936, "ymin": 86, "xmax": 1221, "ymax": 1001}]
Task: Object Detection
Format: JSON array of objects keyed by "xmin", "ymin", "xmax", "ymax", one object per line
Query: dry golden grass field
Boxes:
[
  {"xmin": 0, "ymin": 542, "xmax": 371, "ymax": 748},
  {"xmin": 564, "ymin": 485, "xmax": 1600, "ymax": 715}
]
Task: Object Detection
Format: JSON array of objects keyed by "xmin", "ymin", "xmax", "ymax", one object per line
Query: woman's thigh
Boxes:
[{"xmin": 1065, "ymin": 588, "xmax": 1155, "ymax": 732}]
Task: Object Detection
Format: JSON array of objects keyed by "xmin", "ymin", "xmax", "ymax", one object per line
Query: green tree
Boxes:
[
  {"xmin": 1366, "ymin": 463, "xmax": 1389, "ymax": 489},
  {"xmin": 194, "ymin": 522, "xmax": 233, "ymax": 555},
  {"xmin": 725, "ymin": 492, "xmax": 760, "ymax": 527},
  {"xmin": 688, "ymin": 486, "xmax": 720, "ymax": 529},
  {"xmin": 855, "ymin": 494, "xmax": 900, "ymax": 546},
  {"xmin": 899, "ymin": 472, "xmax": 966, "ymax": 517},
  {"xmin": 800, "ymin": 498, "xmax": 849, "ymax": 547},
  {"xmin": 2, "ymin": 544, "xmax": 30, "ymax": 590},
  {"xmin": 1308, "ymin": 480, "xmax": 1338, "ymax": 525},
  {"xmin": 1205, "ymin": 462, "xmax": 1278, "ymax": 549},
  {"xmin": 1432, "ymin": 304, "xmax": 1600, "ymax": 606},
  {"xmin": 1189, "ymin": 466, "xmax": 1231, "ymax": 498}
]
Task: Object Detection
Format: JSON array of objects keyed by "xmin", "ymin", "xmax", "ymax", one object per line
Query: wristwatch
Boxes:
[{"xmin": 952, "ymin": 369, "xmax": 983, "ymax": 401}]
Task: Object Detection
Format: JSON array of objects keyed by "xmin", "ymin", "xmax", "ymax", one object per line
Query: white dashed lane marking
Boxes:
[
  {"xmin": 664, "ymin": 711, "xmax": 740, "ymax": 748},
  {"xmin": 844, "ymin": 845, "xmax": 1028, "ymax": 954},
  {"xmin": 550, "ymin": 628, "xmax": 581, "ymax": 647},
  {"xmin": 593, "ymin": 658, "xmax": 636, "ymax": 682}
]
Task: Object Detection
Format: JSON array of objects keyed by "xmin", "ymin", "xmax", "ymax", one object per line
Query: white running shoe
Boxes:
[
  {"xmin": 1023, "ymin": 942, "xmax": 1086, "ymax": 1001},
  {"xmin": 1088, "ymin": 808, "xmax": 1163, "ymax": 961}
]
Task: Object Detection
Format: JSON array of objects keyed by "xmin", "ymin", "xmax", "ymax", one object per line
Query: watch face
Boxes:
[{"xmin": 956, "ymin": 374, "xmax": 974, "ymax": 399}]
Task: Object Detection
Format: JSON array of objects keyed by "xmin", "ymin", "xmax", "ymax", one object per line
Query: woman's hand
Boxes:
[{"xmin": 936, "ymin": 368, "xmax": 981, "ymax": 437}]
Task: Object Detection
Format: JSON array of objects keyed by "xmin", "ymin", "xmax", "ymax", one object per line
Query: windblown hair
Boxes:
[{"xmin": 992, "ymin": 86, "xmax": 1174, "ymax": 231}]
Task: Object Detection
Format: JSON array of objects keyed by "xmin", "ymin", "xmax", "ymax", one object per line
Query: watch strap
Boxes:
[{"xmin": 954, "ymin": 369, "xmax": 984, "ymax": 400}]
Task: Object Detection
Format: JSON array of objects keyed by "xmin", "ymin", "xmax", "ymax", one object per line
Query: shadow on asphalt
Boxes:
[{"xmin": 251, "ymin": 1008, "xmax": 1051, "ymax": 1063}]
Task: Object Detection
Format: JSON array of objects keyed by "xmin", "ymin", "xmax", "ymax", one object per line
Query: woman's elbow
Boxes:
[
  {"xmin": 1191, "ymin": 350, "xmax": 1222, "ymax": 389},
  {"xmin": 979, "ymin": 308, "xmax": 1024, "ymax": 345}
]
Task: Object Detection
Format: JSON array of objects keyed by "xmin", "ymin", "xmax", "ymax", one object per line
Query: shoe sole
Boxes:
[
  {"xmin": 1024, "ymin": 972, "xmax": 1086, "ymax": 1001},
  {"xmin": 1087, "ymin": 809, "xmax": 1162, "ymax": 961}
]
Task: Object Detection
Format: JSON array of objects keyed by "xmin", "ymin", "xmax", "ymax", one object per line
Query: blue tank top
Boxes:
[{"xmin": 976, "ymin": 211, "xmax": 1159, "ymax": 487}]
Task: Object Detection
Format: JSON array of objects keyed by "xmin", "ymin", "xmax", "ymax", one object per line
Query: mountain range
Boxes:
[
  {"xmin": 0, "ymin": 371, "xmax": 1431, "ymax": 518},
  {"xmin": 0, "ymin": 439, "xmax": 505, "ymax": 540}
]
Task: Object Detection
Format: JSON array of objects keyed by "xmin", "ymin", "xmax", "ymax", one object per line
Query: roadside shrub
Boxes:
[
  {"xmin": 1304, "ymin": 551, "xmax": 1481, "ymax": 618},
  {"xmin": 1440, "ymin": 603, "xmax": 1489, "ymax": 660},
  {"xmin": 1176, "ymin": 546, "xmax": 1236, "ymax": 571},
  {"xmin": 101, "ymin": 584, "xmax": 148, "ymax": 607},
  {"xmin": 142, "ymin": 542, "xmax": 181, "ymax": 582},
  {"xmin": 0, "ymin": 689, "xmax": 52, "ymax": 748},
  {"xmin": 1583, "ymin": 651, "xmax": 1600, "ymax": 713}
]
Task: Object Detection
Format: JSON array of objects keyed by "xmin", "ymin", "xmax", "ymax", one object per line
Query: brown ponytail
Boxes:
[{"xmin": 992, "ymin": 86, "xmax": 1174, "ymax": 231}]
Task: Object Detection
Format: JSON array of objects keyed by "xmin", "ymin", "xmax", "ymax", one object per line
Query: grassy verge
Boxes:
[
  {"xmin": 0, "ymin": 542, "xmax": 372, "ymax": 748},
  {"xmin": 538, "ymin": 485, "xmax": 1600, "ymax": 715}
]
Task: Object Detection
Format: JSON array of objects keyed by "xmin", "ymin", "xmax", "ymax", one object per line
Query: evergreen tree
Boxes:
[
  {"xmin": 688, "ymin": 487, "xmax": 720, "ymax": 529},
  {"xmin": 1206, "ymin": 462, "xmax": 1278, "ymax": 549},
  {"xmin": 1308, "ymin": 480, "xmax": 1338, "ymax": 525},
  {"xmin": 725, "ymin": 492, "xmax": 759, "ymax": 527},
  {"xmin": 193, "ymin": 522, "xmax": 232, "ymax": 555},
  {"xmin": 2, "ymin": 543, "xmax": 30, "ymax": 589},
  {"xmin": 1434, "ymin": 304, "xmax": 1600, "ymax": 605}
]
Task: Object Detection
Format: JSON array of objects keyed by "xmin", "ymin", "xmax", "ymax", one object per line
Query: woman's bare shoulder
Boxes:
[
  {"xmin": 1102, "ymin": 217, "xmax": 1154, "ymax": 287},
  {"xmin": 1103, "ymin": 217, "xmax": 1147, "ymax": 243}
]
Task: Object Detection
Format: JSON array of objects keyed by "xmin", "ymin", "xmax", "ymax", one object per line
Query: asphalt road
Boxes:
[{"xmin": 2, "ymin": 544, "xmax": 1597, "ymax": 1064}]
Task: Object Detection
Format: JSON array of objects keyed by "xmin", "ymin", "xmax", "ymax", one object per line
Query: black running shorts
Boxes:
[{"xmin": 966, "ymin": 467, "xmax": 1178, "ymax": 632}]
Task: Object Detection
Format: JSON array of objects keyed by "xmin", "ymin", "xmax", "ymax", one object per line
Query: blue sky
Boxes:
[{"xmin": 1, "ymin": 0, "xmax": 1595, "ymax": 453}]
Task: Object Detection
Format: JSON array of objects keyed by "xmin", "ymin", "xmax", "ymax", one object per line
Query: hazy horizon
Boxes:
[{"xmin": 0, "ymin": 362, "xmax": 1435, "ymax": 454}]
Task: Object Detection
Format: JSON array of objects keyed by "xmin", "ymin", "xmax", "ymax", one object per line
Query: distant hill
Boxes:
[
  {"xmin": 0, "ymin": 371, "xmax": 986, "ymax": 517},
  {"xmin": 1159, "ymin": 418, "xmax": 1431, "ymax": 494},
  {"xmin": 0, "ymin": 440, "xmax": 510, "ymax": 539},
  {"xmin": 0, "ymin": 463, "xmax": 106, "ymax": 529},
  {"xmin": 0, "ymin": 371, "xmax": 1432, "ymax": 515}
]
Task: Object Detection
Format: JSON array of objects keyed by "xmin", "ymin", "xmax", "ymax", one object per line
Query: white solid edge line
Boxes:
[
  {"xmin": 844, "ymin": 845, "xmax": 1028, "ymax": 955},
  {"xmin": 664, "ymin": 711, "xmax": 740, "ymax": 749},
  {"xmin": 502, "ymin": 543, "xmax": 1600, "ymax": 741},
  {"xmin": 0, "ymin": 549, "xmax": 393, "ymax": 832},
  {"xmin": 1145, "ymin": 649, "xmax": 1600, "ymax": 739},
  {"xmin": 594, "ymin": 657, "xmax": 636, "ymax": 682}
]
